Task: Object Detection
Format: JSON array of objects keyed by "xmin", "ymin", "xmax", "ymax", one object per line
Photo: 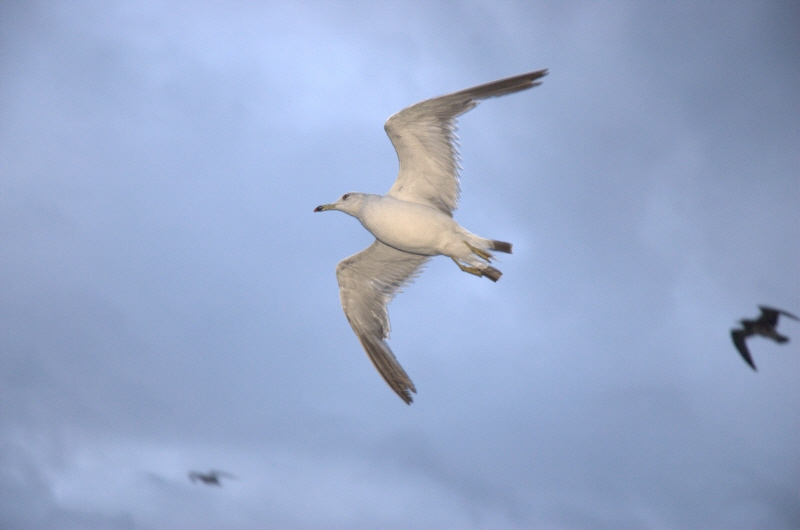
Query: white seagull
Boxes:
[{"xmin": 315, "ymin": 69, "xmax": 548, "ymax": 404}]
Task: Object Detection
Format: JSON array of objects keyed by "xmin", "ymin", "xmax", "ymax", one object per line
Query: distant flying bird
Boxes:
[
  {"xmin": 314, "ymin": 69, "xmax": 547, "ymax": 404},
  {"xmin": 731, "ymin": 306, "xmax": 799, "ymax": 370},
  {"xmin": 188, "ymin": 470, "xmax": 236, "ymax": 486}
]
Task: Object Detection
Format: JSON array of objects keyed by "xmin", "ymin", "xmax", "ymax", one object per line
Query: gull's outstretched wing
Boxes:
[
  {"xmin": 384, "ymin": 69, "xmax": 548, "ymax": 215},
  {"xmin": 759, "ymin": 305, "xmax": 800, "ymax": 323},
  {"xmin": 336, "ymin": 240, "xmax": 430, "ymax": 404},
  {"xmin": 731, "ymin": 329, "xmax": 756, "ymax": 371}
]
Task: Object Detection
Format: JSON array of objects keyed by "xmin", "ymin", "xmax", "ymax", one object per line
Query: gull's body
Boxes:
[
  {"xmin": 334, "ymin": 194, "xmax": 497, "ymax": 263},
  {"xmin": 315, "ymin": 69, "xmax": 548, "ymax": 404},
  {"xmin": 731, "ymin": 305, "xmax": 799, "ymax": 371}
]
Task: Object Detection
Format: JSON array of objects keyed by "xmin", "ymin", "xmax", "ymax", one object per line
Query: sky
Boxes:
[{"xmin": 1, "ymin": 1, "xmax": 798, "ymax": 529}]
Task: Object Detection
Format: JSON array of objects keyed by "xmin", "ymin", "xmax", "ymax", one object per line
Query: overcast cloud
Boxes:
[{"xmin": 1, "ymin": 1, "xmax": 798, "ymax": 529}]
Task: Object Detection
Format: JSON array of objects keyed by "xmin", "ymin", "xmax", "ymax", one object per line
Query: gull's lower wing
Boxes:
[
  {"xmin": 336, "ymin": 240, "xmax": 430, "ymax": 404},
  {"xmin": 385, "ymin": 69, "xmax": 548, "ymax": 215},
  {"xmin": 731, "ymin": 329, "xmax": 756, "ymax": 371}
]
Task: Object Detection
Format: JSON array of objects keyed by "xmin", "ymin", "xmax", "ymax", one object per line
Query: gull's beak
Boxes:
[{"xmin": 314, "ymin": 204, "xmax": 332, "ymax": 212}]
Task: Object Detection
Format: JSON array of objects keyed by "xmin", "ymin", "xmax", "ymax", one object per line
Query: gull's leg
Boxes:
[
  {"xmin": 452, "ymin": 257, "xmax": 502, "ymax": 282},
  {"xmin": 451, "ymin": 257, "xmax": 482, "ymax": 277},
  {"xmin": 464, "ymin": 241, "xmax": 492, "ymax": 261}
]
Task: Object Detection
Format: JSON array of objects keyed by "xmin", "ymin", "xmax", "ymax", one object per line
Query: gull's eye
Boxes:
[{"xmin": 342, "ymin": 193, "xmax": 350, "ymax": 200}]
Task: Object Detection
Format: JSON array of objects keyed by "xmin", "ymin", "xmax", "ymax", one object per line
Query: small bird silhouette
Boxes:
[
  {"xmin": 188, "ymin": 470, "xmax": 236, "ymax": 486},
  {"xmin": 731, "ymin": 306, "xmax": 799, "ymax": 370}
]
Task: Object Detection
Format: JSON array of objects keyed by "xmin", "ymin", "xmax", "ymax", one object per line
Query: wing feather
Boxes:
[
  {"xmin": 336, "ymin": 240, "xmax": 430, "ymax": 404},
  {"xmin": 385, "ymin": 69, "xmax": 548, "ymax": 215}
]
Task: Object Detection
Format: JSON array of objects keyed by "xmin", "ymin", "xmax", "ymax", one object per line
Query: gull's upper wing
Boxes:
[
  {"xmin": 759, "ymin": 305, "xmax": 800, "ymax": 322},
  {"xmin": 781, "ymin": 310, "xmax": 800, "ymax": 321},
  {"xmin": 336, "ymin": 240, "xmax": 430, "ymax": 404},
  {"xmin": 731, "ymin": 329, "xmax": 757, "ymax": 371},
  {"xmin": 385, "ymin": 69, "xmax": 548, "ymax": 215}
]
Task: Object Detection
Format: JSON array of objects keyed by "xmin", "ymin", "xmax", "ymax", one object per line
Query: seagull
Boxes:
[
  {"xmin": 731, "ymin": 305, "xmax": 799, "ymax": 371},
  {"xmin": 314, "ymin": 69, "xmax": 547, "ymax": 404},
  {"xmin": 188, "ymin": 470, "xmax": 236, "ymax": 486}
]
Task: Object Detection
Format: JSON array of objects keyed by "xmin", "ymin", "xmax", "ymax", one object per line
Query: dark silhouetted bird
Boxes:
[
  {"xmin": 188, "ymin": 470, "xmax": 236, "ymax": 486},
  {"xmin": 731, "ymin": 306, "xmax": 799, "ymax": 370}
]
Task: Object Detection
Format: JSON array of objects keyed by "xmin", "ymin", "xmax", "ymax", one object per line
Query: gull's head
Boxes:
[{"xmin": 314, "ymin": 192, "xmax": 366, "ymax": 216}]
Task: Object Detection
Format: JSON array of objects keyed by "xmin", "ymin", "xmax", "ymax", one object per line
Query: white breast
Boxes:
[{"xmin": 358, "ymin": 197, "xmax": 459, "ymax": 256}]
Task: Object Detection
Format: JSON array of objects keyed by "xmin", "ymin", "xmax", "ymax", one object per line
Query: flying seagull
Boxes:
[
  {"xmin": 731, "ymin": 305, "xmax": 799, "ymax": 371},
  {"xmin": 314, "ymin": 69, "xmax": 547, "ymax": 404},
  {"xmin": 188, "ymin": 470, "xmax": 236, "ymax": 486}
]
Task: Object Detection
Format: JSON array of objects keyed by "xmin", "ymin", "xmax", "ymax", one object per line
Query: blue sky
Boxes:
[{"xmin": 1, "ymin": 2, "xmax": 798, "ymax": 529}]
